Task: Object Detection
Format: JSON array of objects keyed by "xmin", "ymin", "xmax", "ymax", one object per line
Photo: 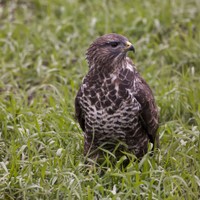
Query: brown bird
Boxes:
[{"xmin": 75, "ymin": 33, "xmax": 159, "ymax": 163}]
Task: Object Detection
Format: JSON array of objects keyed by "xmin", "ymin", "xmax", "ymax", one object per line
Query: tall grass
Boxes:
[{"xmin": 0, "ymin": 0, "xmax": 199, "ymax": 199}]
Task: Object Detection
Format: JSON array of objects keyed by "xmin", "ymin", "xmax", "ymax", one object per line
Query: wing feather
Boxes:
[
  {"xmin": 75, "ymin": 89, "xmax": 85, "ymax": 132},
  {"xmin": 134, "ymin": 75, "xmax": 159, "ymax": 148}
]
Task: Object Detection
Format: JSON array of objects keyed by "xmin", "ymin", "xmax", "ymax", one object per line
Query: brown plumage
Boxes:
[{"xmin": 75, "ymin": 33, "xmax": 159, "ymax": 163}]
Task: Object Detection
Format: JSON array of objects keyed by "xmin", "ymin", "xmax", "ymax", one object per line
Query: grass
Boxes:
[{"xmin": 0, "ymin": 0, "xmax": 200, "ymax": 199}]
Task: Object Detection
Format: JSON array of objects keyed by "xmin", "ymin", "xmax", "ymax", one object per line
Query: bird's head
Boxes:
[{"xmin": 86, "ymin": 33, "xmax": 135, "ymax": 69}]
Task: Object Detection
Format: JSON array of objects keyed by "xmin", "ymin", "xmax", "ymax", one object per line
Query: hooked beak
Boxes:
[{"xmin": 125, "ymin": 41, "xmax": 135, "ymax": 53}]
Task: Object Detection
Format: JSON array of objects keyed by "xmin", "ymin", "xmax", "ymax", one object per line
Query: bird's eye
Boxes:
[{"xmin": 110, "ymin": 42, "xmax": 119, "ymax": 48}]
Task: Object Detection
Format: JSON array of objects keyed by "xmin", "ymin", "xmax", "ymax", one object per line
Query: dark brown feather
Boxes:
[{"xmin": 75, "ymin": 33, "xmax": 159, "ymax": 162}]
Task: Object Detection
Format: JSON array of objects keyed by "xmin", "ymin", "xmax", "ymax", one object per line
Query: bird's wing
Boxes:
[
  {"xmin": 75, "ymin": 89, "xmax": 85, "ymax": 132},
  {"xmin": 135, "ymin": 75, "xmax": 159, "ymax": 148}
]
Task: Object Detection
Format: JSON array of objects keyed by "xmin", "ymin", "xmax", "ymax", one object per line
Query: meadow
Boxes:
[{"xmin": 0, "ymin": 0, "xmax": 200, "ymax": 199}]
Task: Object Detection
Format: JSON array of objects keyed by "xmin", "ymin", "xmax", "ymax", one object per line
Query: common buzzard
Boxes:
[{"xmin": 75, "ymin": 33, "xmax": 159, "ymax": 163}]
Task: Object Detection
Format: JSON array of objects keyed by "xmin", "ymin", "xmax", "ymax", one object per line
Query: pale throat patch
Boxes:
[{"xmin": 126, "ymin": 62, "xmax": 134, "ymax": 71}]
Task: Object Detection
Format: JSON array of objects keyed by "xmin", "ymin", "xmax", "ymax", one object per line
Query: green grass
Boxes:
[{"xmin": 0, "ymin": 0, "xmax": 200, "ymax": 199}]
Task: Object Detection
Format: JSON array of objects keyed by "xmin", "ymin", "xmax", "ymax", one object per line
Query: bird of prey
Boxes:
[{"xmin": 75, "ymin": 33, "xmax": 159, "ymax": 163}]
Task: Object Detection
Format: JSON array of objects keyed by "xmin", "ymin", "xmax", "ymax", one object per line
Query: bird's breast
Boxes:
[{"xmin": 80, "ymin": 69, "xmax": 141, "ymax": 139}]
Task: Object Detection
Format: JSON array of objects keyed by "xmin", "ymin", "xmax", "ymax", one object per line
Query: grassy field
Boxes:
[{"xmin": 0, "ymin": 0, "xmax": 200, "ymax": 199}]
